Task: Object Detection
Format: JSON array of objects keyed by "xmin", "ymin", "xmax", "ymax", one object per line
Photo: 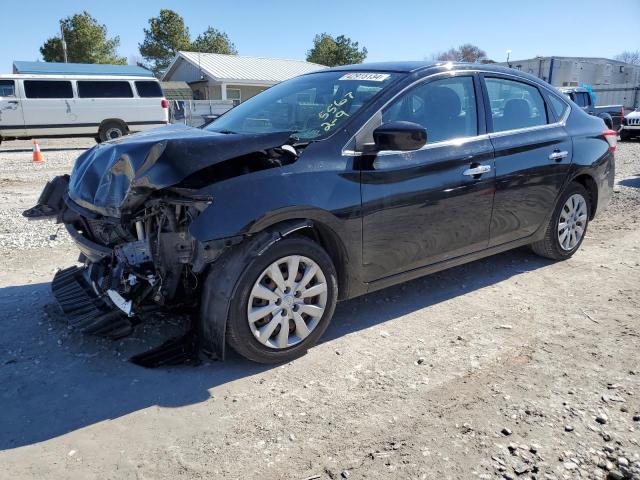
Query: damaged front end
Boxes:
[
  {"xmin": 24, "ymin": 125, "xmax": 301, "ymax": 362},
  {"xmin": 26, "ymin": 173, "xmax": 213, "ymax": 340}
]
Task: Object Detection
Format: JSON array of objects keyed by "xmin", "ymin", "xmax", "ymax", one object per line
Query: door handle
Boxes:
[
  {"xmin": 548, "ymin": 150, "xmax": 569, "ymax": 162},
  {"xmin": 6, "ymin": 100, "xmax": 18, "ymax": 104},
  {"xmin": 463, "ymin": 164, "xmax": 491, "ymax": 176}
]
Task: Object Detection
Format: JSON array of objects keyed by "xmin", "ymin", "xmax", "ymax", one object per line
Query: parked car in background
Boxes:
[
  {"xmin": 25, "ymin": 63, "xmax": 616, "ymax": 364},
  {"xmin": 559, "ymin": 86, "xmax": 624, "ymax": 131},
  {"xmin": 0, "ymin": 74, "xmax": 168, "ymax": 144},
  {"xmin": 620, "ymin": 107, "xmax": 640, "ymax": 141}
]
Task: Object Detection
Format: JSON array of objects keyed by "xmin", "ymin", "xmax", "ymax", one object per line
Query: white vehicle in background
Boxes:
[
  {"xmin": 620, "ymin": 107, "xmax": 640, "ymax": 141},
  {"xmin": 0, "ymin": 74, "xmax": 168, "ymax": 145}
]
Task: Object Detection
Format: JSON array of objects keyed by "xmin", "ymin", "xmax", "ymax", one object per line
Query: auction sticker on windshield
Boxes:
[{"xmin": 339, "ymin": 73, "xmax": 391, "ymax": 81}]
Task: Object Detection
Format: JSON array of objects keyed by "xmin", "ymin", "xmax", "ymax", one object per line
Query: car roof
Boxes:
[
  {"xmin": 312, "ymin": 61, "xmax": 557, "ymax": 93},
  {"xmin": 318, "ymin": 61, "xmax": 549, "ymax": 83}
]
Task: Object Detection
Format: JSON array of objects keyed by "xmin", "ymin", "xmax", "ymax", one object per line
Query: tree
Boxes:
[
  {"xmin": 433, "ymin": 43, "xmax": 492, "ymax": 64},
  {"xmin": 40, "ymin": 12, "xmax": 125, "ymax": 64},
  {"xmin": 139, "ymin": 9, "xmax": 192, "ymax": 76},
  {"xmin": 306, "ymin": 33, "xmax": 367, "ymax": 67},
  {"xmin": 615, "ymin": 50, "xmax": 640, "ymax": 65},
  {"xmin": 192, "ymin": 27, "xmax": 237, "ymax": 55}
]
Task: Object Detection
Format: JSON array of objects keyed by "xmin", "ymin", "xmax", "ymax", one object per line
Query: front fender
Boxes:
[{"xmin": 188, "ymin": 166, "xmax": 361, "ymax": 243}]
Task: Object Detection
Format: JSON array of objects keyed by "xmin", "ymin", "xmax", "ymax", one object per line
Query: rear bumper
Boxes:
[{"xmin": 595, "ymin": 152, "xmax": 615, "ymax": 217}]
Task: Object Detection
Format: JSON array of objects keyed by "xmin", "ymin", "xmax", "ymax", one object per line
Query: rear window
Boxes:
[
  {"xmin": 77, "ymin": 81, "xmax": 133, "ymax": 98},
  {"xmin": 135, "ymin": 81, "xmax": 163, "ymax": 98},
  {"xmin": 0, "ymin": 80, "xmax": 15, "ymax": 96},
  {"xmin": 24, "ymin": 80, "xmax": 73, "ymax": 99}
]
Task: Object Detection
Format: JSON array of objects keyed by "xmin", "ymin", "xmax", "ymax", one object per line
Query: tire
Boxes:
[
  {"xmin": 530, "ymin": 182, "xmax": 590, "ymax": 260},
  {"xmin": 98, "ymin": 121, "xmax": 127, "ymax": 142},
  {"xmin": 619, "ymin": 130, "xmax": 631, "ymax": 142},
  {"xmin": 218, "ymin": 236, "xmax": 338, "ymax": 364}
]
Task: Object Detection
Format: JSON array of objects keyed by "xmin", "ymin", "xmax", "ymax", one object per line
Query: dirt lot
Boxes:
[{"xmin": 0, "ymin": 137, "xmax": 639, "ymax": 480}]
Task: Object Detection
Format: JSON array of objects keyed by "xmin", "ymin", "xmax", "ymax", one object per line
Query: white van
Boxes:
[{"xmin": 0, "ymin": 74, "xmax": 169, "ymax": 144}]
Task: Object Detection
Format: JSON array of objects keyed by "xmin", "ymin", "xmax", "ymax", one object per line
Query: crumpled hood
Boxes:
[{"xmin": 68, "ymin": 124, "xmax": 292, "ymax": 217}]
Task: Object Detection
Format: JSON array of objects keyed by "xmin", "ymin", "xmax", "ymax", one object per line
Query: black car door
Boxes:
[
  {"xmin": 359, "ymin": 73, "xmax": 496, "ymax": 282},
  {"xmin": 481, "ymin": 74, "xmax": 573, "ymax": 247}
]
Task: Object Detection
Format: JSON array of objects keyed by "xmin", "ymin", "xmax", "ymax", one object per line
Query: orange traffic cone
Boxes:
[{"xmin": 32, "ymin": 139, "xmax": 43, "ymax": 163}]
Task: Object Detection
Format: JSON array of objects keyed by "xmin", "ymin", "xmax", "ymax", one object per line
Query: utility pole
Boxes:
[
  {"xmin": 506, "ymin": 49, "xmax": 512, "ymax": 68},
  {"xmin": 60, "ymin": 23, "xmax": 68, "ymax": 63}
]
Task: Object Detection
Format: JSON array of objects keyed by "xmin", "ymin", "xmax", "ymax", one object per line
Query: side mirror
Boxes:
[{"xmin": 372, "ymin": 121, "xmax": 427, "ymax": 152}]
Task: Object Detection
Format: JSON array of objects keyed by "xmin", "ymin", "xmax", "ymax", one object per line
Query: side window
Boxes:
[
  {"xmin": 485, "ymin": 78, "xmax": 548, "ymax": 132},
  {"xmin": 24, "ymin": 80, "xmax": 73, "ymax": 99},
  {"xmin": 548, "ymin": 94, "xmax": 569, "ymax": 120},
  {"xmin": 0, "ymin": 80, "xmax": 15, "ymax": 97},
  {"xmin": 135, "ymin": 81, "xmax": 163, "ymax": 98},
  {"xmin": 383, "ymin": 76, "xmax": 477, "ymax": 144},
  {"xmin": 77, "ymin": 81, "xmax": 133, "ymax": 98}
]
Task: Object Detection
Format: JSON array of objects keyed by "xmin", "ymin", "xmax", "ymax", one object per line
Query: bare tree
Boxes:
[
  {"xmin": 432, "ymin": 43, "xmax": 493, "ymax": 63},
  {"xmin": 615, "ymin": 50, "xmax": 640, "ymax": 65}
]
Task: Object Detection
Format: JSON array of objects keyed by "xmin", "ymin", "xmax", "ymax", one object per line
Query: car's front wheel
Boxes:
[
  {"xmin": 531, "ymin": 182, "xmax": 590, "ymax": 260},
  {"xmin": 219, "ymin": 236, "xmax": 338, "ymax": 363}
]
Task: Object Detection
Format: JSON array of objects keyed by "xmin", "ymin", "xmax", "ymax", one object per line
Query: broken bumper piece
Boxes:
[{"xmin": 51, "ymin": 266, "xmax": 134, "ymax": 339}]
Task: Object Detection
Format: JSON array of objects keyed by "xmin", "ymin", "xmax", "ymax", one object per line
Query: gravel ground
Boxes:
[{"xmin": 0, "ymin": 137, "xmax": 639, "ymax": 480}]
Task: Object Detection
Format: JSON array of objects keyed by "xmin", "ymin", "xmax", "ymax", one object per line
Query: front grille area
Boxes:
[
  {"xmin": 627, "ymin": 118, "xmax": 640, "ymax": 126},
  {"xmin": 51, "ymin": 266, "xmax": 133, "ymax": 339},
  {"xmin": 83, "ymin": 217, "xmax": 134, "ymax": 247}
]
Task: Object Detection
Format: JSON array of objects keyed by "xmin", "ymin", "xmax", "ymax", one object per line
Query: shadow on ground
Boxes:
[
  {"xmin": 618, "ymin": 176, "xmax": 640, "ymax": 188},
  {"xmin": 0, "ymin": 247, "xmax": 551, "ymax": 450}
]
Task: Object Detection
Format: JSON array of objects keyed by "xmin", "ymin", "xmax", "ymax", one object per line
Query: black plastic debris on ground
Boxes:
[{"xmin": 129, "ymin": 332, "xmax": 204, "ymax": 368}]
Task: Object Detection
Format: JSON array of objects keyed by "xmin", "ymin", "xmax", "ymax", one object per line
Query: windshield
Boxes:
[{"xmin": 206, "ymin": 71, "xmax": 401, "ymax": 141}]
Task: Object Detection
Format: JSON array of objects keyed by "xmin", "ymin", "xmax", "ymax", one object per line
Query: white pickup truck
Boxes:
[{"xmin": 0, "ymin": 74, "xmax": 169, "ymax": 144}]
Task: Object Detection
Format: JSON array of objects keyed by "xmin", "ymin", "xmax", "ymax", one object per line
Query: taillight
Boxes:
[
  {"xmin": 161, "ymin": 99, "xmax": 168, "ymax": 109},
  {"xmin": 621, "ymin": 106, "xmax": 624, "ymax": 123},
  {"xmin": 603, "ymin": 129, "xmax": 617, "ymax": 152}
]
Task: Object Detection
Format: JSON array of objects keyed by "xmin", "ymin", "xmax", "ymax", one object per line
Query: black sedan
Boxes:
[{"xmin": 26, "ymin": 62, "xmax": 616, "ymax": 364}]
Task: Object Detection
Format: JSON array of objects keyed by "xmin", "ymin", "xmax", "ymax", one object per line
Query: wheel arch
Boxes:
[
  {"xmin": 98, "ymin": 118, "xmax": 129, "ymax": 133},
  {"xmin": 250, "ymin": 216, "xmax": 351, "ymax": 301},
  {"xmin": 570, "ymin": 173, "xmax": 599, "ymax": 219}
]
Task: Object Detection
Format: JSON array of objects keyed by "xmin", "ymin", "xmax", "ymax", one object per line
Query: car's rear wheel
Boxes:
[
  {"xmin": 219, "ymin": 236, "xmax": 338, "ymax": 363},
  {"xmin": 531, "ymin": 182, "xmax": 590, "ymax": 260}
]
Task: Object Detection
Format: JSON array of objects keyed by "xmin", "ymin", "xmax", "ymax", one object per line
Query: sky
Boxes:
[{"xmin": 1, "ymin": 0, "xmax": 639, "ymax": 70}]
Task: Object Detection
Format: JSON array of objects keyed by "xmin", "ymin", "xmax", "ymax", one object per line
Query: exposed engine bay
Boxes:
[{"xmin": 23, "ymin": 125, "xmax": 304, "ymax": 365}]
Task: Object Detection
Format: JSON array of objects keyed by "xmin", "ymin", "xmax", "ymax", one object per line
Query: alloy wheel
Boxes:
[
  {"xmin": 247, "ymin": 255, "xmax": 328, "ymax": 349},
  {"xmin": 558, "ymin": 193, "xmax": 588, "ymax": 251}
]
